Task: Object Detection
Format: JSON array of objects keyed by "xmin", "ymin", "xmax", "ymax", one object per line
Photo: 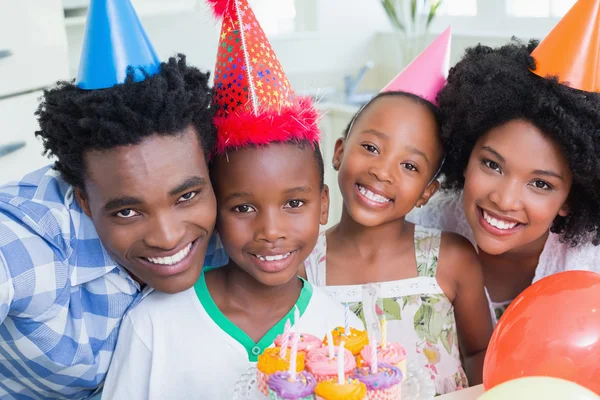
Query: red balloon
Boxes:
[{"xmin": 483, "ymin": 270, "xmax": 600, "ymax": 394}]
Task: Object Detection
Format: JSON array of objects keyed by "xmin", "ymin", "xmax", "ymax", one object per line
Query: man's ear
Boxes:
[
  {"xmin": 415, "ymin": 180, "xmax": 439, "ymax": 209},
  {"xmin": 75, "ymin": 187, "xmax": 92, "ymax": 218},
  {"xmin": 320, "ymin": 184, "xmax": 330, "ymax": 226}
]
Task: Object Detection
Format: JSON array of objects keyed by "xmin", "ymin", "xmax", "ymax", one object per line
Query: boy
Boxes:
[{"xmin": 102, "ymin": 1, "xmax": 363, "ymax": 398}]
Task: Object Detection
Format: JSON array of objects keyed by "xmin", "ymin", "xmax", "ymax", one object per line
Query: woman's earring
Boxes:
[{"xmin": 332, "ymin": 163, "xmax": 338, "ymax": 170}]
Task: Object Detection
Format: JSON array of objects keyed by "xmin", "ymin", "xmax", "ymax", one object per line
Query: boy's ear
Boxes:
[
  {"xmin": 415, "ymin": 180, "xmax": 439, "ymax": 209},
  {"xmin": 332, "ymin": 138, "xmax": 345, "ymax": 171},
  {"xmin": 320, "ymin": 184, "xmax": 330, "ymax": 225}
]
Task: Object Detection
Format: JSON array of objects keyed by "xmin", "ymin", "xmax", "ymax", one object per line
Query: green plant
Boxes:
[{"xmin": 380, "ymin": 0, "xmax": 443, "ymax": 34}]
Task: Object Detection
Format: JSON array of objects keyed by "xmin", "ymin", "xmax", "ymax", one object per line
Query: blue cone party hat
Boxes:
[{"xmin": 76, "ymin": 0, "xmax": 161, "ymax": 89}]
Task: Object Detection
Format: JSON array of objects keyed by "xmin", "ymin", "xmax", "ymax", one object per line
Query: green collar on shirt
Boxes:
[{"xmin": 194, "ymin": 268, "xmax": 313, "ymax": 361}]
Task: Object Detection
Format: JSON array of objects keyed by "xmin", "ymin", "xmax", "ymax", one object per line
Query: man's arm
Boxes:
[{"xmin": 0, "ymin": 254, "xmax": 14, "ymax": 325}]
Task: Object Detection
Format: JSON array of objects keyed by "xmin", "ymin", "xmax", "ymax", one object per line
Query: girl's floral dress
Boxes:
[{"xmin": 304, "ymin": 225, "xmax": 468, "ymax": 396}]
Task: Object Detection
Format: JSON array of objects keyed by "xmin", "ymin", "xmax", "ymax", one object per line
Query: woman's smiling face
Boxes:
[{"xmin": 462, "ymin": 119, "xmax": 572, "ymax": 255}]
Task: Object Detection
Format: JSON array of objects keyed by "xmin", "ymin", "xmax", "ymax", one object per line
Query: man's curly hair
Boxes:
[
  {"xmin": 438, "ymin": 39, "xmax": 600, "ymax": 246},
  {"xmin": 35, "ymin": 54, "xmax": 216, "ymax": 189}
]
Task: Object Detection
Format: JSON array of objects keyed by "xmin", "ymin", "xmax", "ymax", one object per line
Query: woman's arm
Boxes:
[{"xmin": 438, "ymin": 232, "xmax": 494, "ymax": 385}]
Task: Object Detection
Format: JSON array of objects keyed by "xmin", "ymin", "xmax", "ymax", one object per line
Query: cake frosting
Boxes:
[
  {"xmin": 267, "ymin": 371, "xmax": 317, "ymax": 400},
  {"xmin": 323, "ymin": 327, "xmax": 369, "ymax": 356},
  {"xmin": 257, "ymin": 347, "xmax": 306, "ymax": 396},
  {"xmin": 257, "ymin": 347, "xmax": 305, "ymax": 374},
  {"xmin": 305, "ymin": 347, "xmax": 356, "ymax": 381},
  {"xmin": 314, "ymin": 378, "xmax": 367, "ymax": 400},
  {"xmin": 275, "ymin": 333, "xmax": 323, "ymax": 353},
  {"xmin": 350, "ymin": 363, "xmax": 403, "ymax": 391},
  {"xmin": 358, "ymin": 342, "xmax": 407, "ymax": 375}
]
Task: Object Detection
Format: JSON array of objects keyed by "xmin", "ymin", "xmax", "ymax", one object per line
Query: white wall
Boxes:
[
  {"xmin": 4, "ymin": 0, "xmax": 560, "ymax": 187},
  {"xmin": 64, "ymin": 0, "xmax": 557, "ymax": 95},
  {"xmin": 64, "ymin": 0, "xmax": 392, "ymax": 94}
]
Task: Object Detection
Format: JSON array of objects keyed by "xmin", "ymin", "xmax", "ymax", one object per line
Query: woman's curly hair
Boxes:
[
  {"xmin": 35, "ymin": 54, "xmax": 216, "ymax": 189},
  {"xmin": 438, "ymin": 39, "xmax": 600, "ymax": 246}
]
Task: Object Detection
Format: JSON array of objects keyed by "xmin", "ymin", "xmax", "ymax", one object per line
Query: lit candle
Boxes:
[
  {"xmin": 288, "ymin": 326, "xmax": 299, "ymax": 380},
  {"xmin": 337, "ymin": 341, "xmax": 346, "ymax": 385},
  {"xmin": 370, "ymin": 335, "xmax": 378, "ymax": 374},
  {"xmin": 344, "ymin": 303, "xmax": 350, "ymax": 337},
  {"xmin": 381, "ymin": 316, "xmax": 387, "ymax": 349},
  {"xmin": 280, "ymin": 319, "xmax": 291, "ymax": 359},
  {"xmin": 327, "ymin": 330, "xmax": 335, "ymax": 360}
]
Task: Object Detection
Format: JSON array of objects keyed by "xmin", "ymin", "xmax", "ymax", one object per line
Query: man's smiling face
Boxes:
[{"xmin": 77, "ymin": 126, "xmax": 217, "ymax": 293}]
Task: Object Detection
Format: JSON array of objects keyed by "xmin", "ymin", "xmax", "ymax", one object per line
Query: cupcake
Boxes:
[
  {"xmin": 314, "ymin": 378, "xmax": 367, "ymax": 400},
  {"xmin": 351, "ymin": 363, "xmax": 403, "ymax": 400},
  {"xmin": 267, "ymin": 370, "xmax": 317, "ymax": 400},
  {"xmin": 305, "ymin": 346, "xmax": 356, "ymax": 382},
  {"xmin": 257, "ymin": 347, "xmax": 305, "ymax": 396},
  {"xmin": 324, "ymin": 327, "xmax": 369, "ymax": 356},
  {"xmin": 358, "ymin": 342, "xmax": 407, "ymax": 378},
  {"xmin": 275, "ymin": 332, "xmax": 323, "ymax": 354}
]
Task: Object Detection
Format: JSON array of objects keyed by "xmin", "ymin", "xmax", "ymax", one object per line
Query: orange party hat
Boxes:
[{"xmin": 531, "ymin": 0, "xmax": 600, "ymax": 92}]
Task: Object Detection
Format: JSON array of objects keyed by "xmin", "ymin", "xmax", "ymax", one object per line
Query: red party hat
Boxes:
[{"xmin": 208, "ymin": 0, "xmax": 320, "ymax": 154}]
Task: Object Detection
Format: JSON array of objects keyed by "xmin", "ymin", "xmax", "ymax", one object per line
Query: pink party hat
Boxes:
[{"xmin": 382, "ymin": 27, "xmax": 452, "ymax": 105}]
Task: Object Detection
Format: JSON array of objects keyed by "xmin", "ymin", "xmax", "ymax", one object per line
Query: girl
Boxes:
[
  {"xmin": 408, "ymin": 37, "xmax": 600, "ymax": 326},
  {"xmin": 303, "ymin": 31, "xmax": 493, "ymax": 396}
]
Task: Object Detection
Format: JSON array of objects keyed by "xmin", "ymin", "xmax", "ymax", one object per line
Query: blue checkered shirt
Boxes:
[{"xmin": 0, "ymin": 166, "xmax": 228, "ymax": 399}]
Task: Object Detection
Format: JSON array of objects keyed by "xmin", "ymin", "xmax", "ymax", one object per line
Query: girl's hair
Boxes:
[
  {"xmin": 342, "ymin": 91, "xmax": 441, "ymax": 137},
  {"xmin": 438, "ymin": 39, "xmax": 600, "ymax": 246},
  {"xmin": 35, "ymin": 54, "xmax": 216, "ymax": 189}
]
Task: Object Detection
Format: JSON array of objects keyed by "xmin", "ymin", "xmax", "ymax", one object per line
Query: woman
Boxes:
[{"xmin": 408, "ymin": 15, "xmax": 600, "ymax": 325}]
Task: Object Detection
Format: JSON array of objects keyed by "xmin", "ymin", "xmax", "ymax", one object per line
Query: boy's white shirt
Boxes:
[{"xmin": 102, "ymin": 280, "xmax": 363, "ymax": 400}]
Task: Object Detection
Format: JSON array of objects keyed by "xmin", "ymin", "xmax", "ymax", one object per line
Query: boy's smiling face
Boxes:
[{"xmin": 212, "ymin": 142, "xmax": 329, "ymax": 286}]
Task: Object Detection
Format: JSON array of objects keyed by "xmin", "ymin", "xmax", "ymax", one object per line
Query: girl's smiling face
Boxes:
[
  {"xmin": 333, "ymin": 94, "xmax": 444, "ymax": 227},
  {"xmin": 463, "ymin": 119, "xmax": 572, "ymax": 256}
]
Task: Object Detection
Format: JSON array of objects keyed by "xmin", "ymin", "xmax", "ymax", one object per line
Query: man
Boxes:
[{"xmin": 0, "ymin": 0, "xmax": 225, "ymax": 397}]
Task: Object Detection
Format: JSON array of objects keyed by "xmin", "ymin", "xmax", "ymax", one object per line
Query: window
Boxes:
[
  {"xmin": 437, "ymin": 0, "xmax": 477, "ymax": 16},
  {"xmin": 506, "ymin": 0, "xmax": 577, "ymax": 17},
  {"xmin": 549, "ymin": 0, "xmax": 577, "ymax": 16},
  {"xmin": 425, "ymin": 0, "xmax": 579, "ymax": 38},
  {"xmin": 248, "ymin": 0, "xmax": 296, "ymax": 36},
  {"xmin": 416, "ymin": 0, "xmax": 477, "ymax": 17}
]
